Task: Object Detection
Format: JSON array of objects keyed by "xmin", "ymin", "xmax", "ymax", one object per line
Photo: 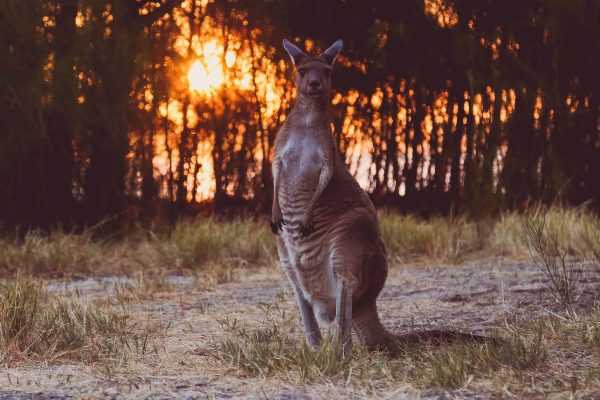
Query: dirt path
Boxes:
[{"xmin": 1, "ymin": 260, "xmax": 597, "ymax": 399}]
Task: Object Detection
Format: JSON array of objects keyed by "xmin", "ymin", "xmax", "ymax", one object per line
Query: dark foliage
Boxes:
[{"xmin": 0, "ymin": 0, "xmax": 598, "ymax": 230}]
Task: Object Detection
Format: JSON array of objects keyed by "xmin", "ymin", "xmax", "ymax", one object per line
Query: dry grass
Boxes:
[
  {"xmin": 210, "ymin": 295, "xmax": 600, "ymax": 396},
  {"xmin": 213, "ymin": 299, "xmax": 391, "ymax": 383},
  {"xmin": 1, "ymin": 208, "xmax": 596, "ymax": 277},
  {"xmin": 0, "ymin": 277, "xmax": 158, "ymax": 365},
  {"xmin": 0, "ymin": 230, "xmax": 106, "ymax": 277},
  {"xmin": 141, "ymin": 218, "xmax": 277, "ymax": 270},
  {"xmin": 0, "ymin": 207, "xmax": 598, "ymax": 397},
  {"xmin": 379, "ymin": 212, "xmax": 471, "ymax": 263},
  {"xmin": 0, "ymin": 218, "xmax": 276, "ymax": 278},
  {"xmin": 213, "ymin": 296, "xmax": 551, "ymax": 391},
  {"xmin": 217, "ymin": 322, "xmax": 373, "ymax": 382},
  {"xmin": 112, "ymin": 271, "xmax": 174, "ymax": 301},
  {"xmin": 582, "ymin": 218, "xmax": 600, "ymax": 266},
  {"xmin": 0, "ymin": 237, "xmax": 598, "ymax": 396},
  {"xmin": 380, "ymin": 206, "xmax": 599, "ymax": 264}
]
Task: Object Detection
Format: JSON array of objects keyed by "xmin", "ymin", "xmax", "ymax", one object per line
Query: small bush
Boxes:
[{"xmin": 523, "ymin": 207, "xmax": 590, "ymax": 317}]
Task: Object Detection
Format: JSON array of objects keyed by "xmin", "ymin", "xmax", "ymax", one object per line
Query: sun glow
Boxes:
[
  {"xmin": 188, "ymin": 59, "xmax": 223, "ymax": 94},
  {"xmin": 186, "ymin": 38, "xmax": 230, "ymax": 95}
]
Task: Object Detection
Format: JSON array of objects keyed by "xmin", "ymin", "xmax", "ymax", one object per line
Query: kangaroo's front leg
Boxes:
[
  {"xmin": 298, "ymin": 149, "xmax": 333, "ymax": 239},
  {"xmin": 334, "ymin": 279, "xmax": 353, "ymax": 357},
  {"xmin": 271, "ymin": 157, "xmax": 285, "ymax": 235}
]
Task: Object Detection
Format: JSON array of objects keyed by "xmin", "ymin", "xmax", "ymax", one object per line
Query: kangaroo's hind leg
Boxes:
[
  {"xmin": 277, "ymin": 237, "xmax": 322, "ymax": 348},
  {"xmin": 330, "ymin": 208, "xmax": 388, "ymax": 356},
  {"xmin": 352, "ymin": 248, "xmax": 390, "ymax": 349}
]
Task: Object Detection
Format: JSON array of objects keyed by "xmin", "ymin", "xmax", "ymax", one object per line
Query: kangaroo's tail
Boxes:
[{"xmin": 353, "ymin": 302, "xmax": 501, "ymax": 352}]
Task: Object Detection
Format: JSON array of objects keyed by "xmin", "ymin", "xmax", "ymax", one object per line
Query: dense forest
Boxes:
[{"xmin": 1, "ymin": 0, "xmax": 598, "ymax": 229}]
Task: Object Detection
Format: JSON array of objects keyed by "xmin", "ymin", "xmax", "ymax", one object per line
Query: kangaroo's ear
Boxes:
[
  {"xmin": 283, "ymin": 39, "xmax": 308, "ymax": 66},
  {"xmin": 318, "ymin": 39, "xmax": 343, "ymax": 65}
]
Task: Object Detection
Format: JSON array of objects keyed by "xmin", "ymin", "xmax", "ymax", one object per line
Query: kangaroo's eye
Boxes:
[
  {"xmin": 298, "ymin": 69, "xmax": 306, "ymax": 77},
  {"xmin": 324, "ymin": 70, "xmax": 331, "ymax": 78}
]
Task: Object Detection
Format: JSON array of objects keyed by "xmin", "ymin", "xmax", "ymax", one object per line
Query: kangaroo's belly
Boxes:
[
  {"xmin": 279, "ymin": 179, "xmax": 315, "ymax": 223},
  {"xmin": 283, "ymin": 237, "xmax": 337, "ymax": 323}
]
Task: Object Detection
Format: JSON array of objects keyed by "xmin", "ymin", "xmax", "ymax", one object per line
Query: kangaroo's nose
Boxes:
[{"xmin": 308, "ymin": 80, "xmax": 321, "ymax": 90}]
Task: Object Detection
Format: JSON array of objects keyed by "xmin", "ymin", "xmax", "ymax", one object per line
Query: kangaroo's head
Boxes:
[{"xmin": 283, "ymin": 38, "xmax": 343, "ymax": 102}]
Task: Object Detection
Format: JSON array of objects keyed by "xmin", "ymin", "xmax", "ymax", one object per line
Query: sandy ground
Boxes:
[{"xmin": 1, "ymin": 259, "xmax": 599, "ymax": 399}]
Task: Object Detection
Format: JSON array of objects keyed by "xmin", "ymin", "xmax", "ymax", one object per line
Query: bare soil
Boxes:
[{"xmin": 1, "ymin": 260, "xmax": 599, "ymax": 399}]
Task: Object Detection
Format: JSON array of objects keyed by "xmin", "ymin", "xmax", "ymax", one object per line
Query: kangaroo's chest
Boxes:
[{"xmin": 281, "ymin": 134, "xmax": 323, "ymax": 185}]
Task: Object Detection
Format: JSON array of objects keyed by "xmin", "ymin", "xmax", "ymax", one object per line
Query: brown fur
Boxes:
[{"xmin": 272, "ymin": 39, "xmax": 496, "ymax": 356}]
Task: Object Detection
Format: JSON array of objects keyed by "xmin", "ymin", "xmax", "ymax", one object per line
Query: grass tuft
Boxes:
[
  {"xmin": 213, "ymin": 301, "xmax": 398, "ymax": 384},
  {"xmin": 0, "ymin": 278, "xmax": 156, "ymax": 364},
  {"xmin": 581, "ymin": 308, "xmax": 600, "ymax": 380}
]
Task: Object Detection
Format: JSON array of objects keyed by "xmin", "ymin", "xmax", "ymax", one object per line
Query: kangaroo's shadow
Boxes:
[{"xmin": 378, "ymin": 329, "xmax": 506, "ymax": 358}]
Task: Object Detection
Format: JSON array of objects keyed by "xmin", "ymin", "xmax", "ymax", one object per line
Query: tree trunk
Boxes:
[
  {"xmin": 405, "ymin": 84, "xmax": 425, "ymax": 205},
  {"xmin": 45, "ymin": 0, "xmax": 77, "ymax": 226},
  {"xmin": 449, "ymin": 88, "xmax": 465, "ymax": 207}
]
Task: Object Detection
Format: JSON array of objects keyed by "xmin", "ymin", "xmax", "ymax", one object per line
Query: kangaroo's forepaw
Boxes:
[
  {"xmin": 297, "ymin": 221, "xmax": 315, "ymax": 239},
  {"xmin": 270, "ymin": 218, "xmax": 285, "ymax": 235}
]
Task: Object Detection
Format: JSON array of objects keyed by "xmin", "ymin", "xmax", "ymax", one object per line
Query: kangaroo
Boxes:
[{"xmin": 272, "ymin": 39, "xmax": 492, "ymax": 355}]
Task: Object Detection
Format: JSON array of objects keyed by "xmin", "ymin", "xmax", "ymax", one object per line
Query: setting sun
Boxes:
[
  {"xmin": 188, "ymin": 59, "xmax": 209, "ymax": 93},
  {"xmin": 188, "ymin": 57, "xmax": 224, "ymax": 94}
]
